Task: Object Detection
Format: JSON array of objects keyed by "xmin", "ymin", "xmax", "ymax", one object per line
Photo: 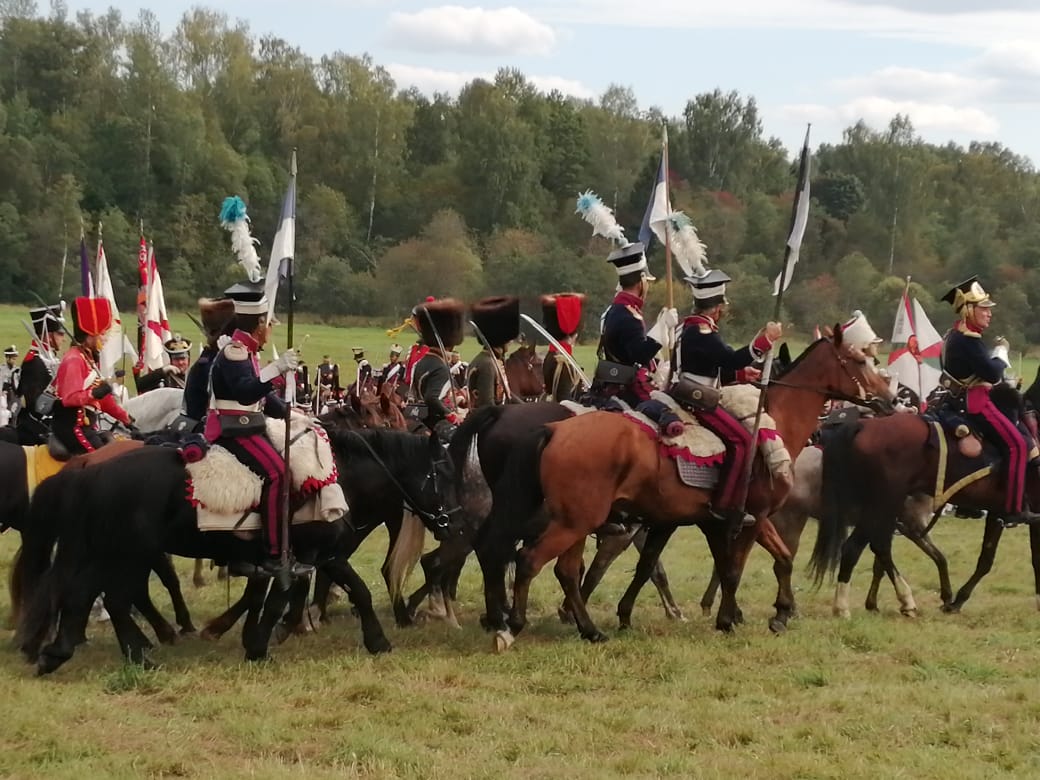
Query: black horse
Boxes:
[{"xmin": 15, "ymin": 428, "xmax": 457, "ymax": 675}]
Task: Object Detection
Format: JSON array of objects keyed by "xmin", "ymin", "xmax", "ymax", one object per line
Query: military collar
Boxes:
[
  {"xmin": 684, "ymin": 313, "xmax": 718, "ymax": 332},
  {"xmin": 612, "ymin": 291, "xmax": 645, "ymax": 310},
  {"xmin": 955, "ymin": 320, "xmax": 983, "ymax": 338},
  {"xmin": 231, "ymin": 329, "xmax": 260, "ymax": 351}
]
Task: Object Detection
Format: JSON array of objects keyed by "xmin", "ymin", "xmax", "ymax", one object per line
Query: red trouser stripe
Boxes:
[
  {"xmin": 695, "ymin": 406, "xmax": 753, "ymax": 509},
  {"xmin": 975, "ymin": 397, "xmax": 1027, "ymax": 513},
  {"xmin": 236, "ymin": 435, "xmax": 286, "ymax": 557}
]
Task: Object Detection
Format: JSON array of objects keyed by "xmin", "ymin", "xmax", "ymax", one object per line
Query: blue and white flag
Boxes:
[
  {"xmin": 639, "ymin": 127, "xmax": 671, "ymax": 248},
  {"xmin": 265, "ymin": 151, "xmax": 297, "ymax": 324},
  {"xmin": 773, "ymin": 125, "xmax": 812, "ymax": 295}
]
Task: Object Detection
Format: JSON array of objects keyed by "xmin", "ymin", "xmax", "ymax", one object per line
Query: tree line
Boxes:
[{"xmin": 1, "ymin": 3, "xmax": 1038, "ymax": 348}]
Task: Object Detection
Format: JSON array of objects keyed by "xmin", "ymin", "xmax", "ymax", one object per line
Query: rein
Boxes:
[
  {"xmin": 766, "ymin": 343, "xmax": 883, "ymax": 410},
  {"xmin": 344, "ymin": 431, "xmax": 455, "ymax": 532}
]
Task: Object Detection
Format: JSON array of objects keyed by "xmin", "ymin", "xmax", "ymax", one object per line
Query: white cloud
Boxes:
[
  {"xmin": 834, "ymin": 67, "xmax": 997, "ymax": 103},
  {"xmin": 386, "ymin": 63, "xmax": 593, "ymax": 99},
  {"xmin": 386, "ymin": 6, "xmax": 557, "ymax": 57},
  {"xmin": 779, "ymin": 98, "xmax": 999, "ymax": 137}
]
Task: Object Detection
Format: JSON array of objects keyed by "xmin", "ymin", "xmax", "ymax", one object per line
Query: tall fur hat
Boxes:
[
  {"xmin": 70, "ymin": 297, "xmax": 114, "ymax": 342},
  {"xmin": 470, "ymin": 296, "xmax": 520, "ymax": 349},
  {"xmin": 541, "ymin": 293, "xmax": 585, "ymax": 340},
  {"xmin": 198, "ymin": 298, "xmax": 236, "ymax": 344},
  {"xmin": 412, "ymin": 298, "xmax": 466, "ymax": 350}
]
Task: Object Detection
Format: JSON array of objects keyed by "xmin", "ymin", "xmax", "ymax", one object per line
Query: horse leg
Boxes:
[
  {"xmin": 239, "ymin": 578, "xmax": 270, "ymax": 657},
  {"xmin": 152, "ymin": 553, "xmax": 197, "ymax": 635},
  {"xmin": 946, "ymin": 513, "xmax": 1005, "ymax": 613},
  {"xmin": 870, "ymin": 532, "xmax": 917, "ymax": 617},
  {"xmin": 713, "ymin": 521, "xmax": 769, "ymax": 633},
  {"xmin": 36, "ymin": 567, "xmax": 102, "ymax": 675},
  {"xmin": 552, "ymin": 538, "xmax": 607, "ymax": 643},
  {"xmin": 311, "ymin": 567, "xmax": 333, "ymax": 623},
  {"xmin": 506, "ymin": 525, "xmax": 588, "ymax": 643},
  {"xmin": 274, "ymin": 576, "xmax": 314, "ymax": 644},
  {"xmin": 834, "ymin": 526, "xmax": 871, "ymax": 618},
  {"xmin": 201, "ymin": 580, "xmax": 257, "ymax": 641},
  {"xmin": 192, "ymin": 558, "xmax": 207, "ymax": 588},
  {"xmin": 616, "ymin": 525, "xmax": 678, "ymax": 630},
  {"xmin": 325, "ymin": 559, "xmax": 392, "ymax": 654},
  {"xmin": 474, "ymin": 521, "xmax": 515, "ymax": 636},
  {"xmin": 566, "ymin": 529, "xmax": 635, "ymax": 623},
  {"xmin": 754, "ymin": 519, "xmax": 796, "ymax": 633},
  {"xmin": 634, "ymin": 526, "xmax": 686, "ymax": 622},
  {"xmin": 104, "ymin": 575, "xmax": 158, "ymax": 667},
  {"xmin": 905, "ymin": 531, "xmax": 953, "ymax": 609},
  {"xmin": 864, "ymin": 555, "xmax": 885, "ymax": 612},
  {"xmin": 699, "ymin": 568, "xmax": 721, "ymax": 618},
  {"xmin": 130, "ymin": 582, "xmax": 177, "ymax": 646},
  {"xmin": 244, "ymin": 579, "xmax": 292, "ymax": 662}
]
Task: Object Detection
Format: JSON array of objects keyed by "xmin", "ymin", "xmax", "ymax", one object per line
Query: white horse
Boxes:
[{"xmin": 99, "ymin": 387, "xmax": 185, "ymax": 433}]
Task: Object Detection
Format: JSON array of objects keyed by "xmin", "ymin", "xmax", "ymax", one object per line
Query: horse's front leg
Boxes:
[
  {"xmin": 945, "ymin": 512, "xmax": 1005, "ymax": 613},
  {"xmin": 753, "ymin": 519, "xmax": 795, "ymax": 633},
  {"xmin": 703, "ymin": 518, "xmax": 762, "ymax": 633},
  {"xmin": 553, "ymin": 537, "xmax": 607, "ymax": 642},
  {"xmin": 616, "ymin": 524, "xmax": 678, "ymax": 630},
  {"xmin": 566, "ymin": 525, "xmax": 634, "ymax": 623},
  {"xmin": 202, "ymin": 579, "xmax": 258, "ymax": 640},
  {"xmin": 834, "ymin": 526, "xmax": 871, "ymax": 618},
  {"xmin": 152, "ymin": 553, "xmax": 196, "ymax": 634}
]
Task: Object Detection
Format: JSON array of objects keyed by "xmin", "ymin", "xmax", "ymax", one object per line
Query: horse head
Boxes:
[
  {"xmin": 505, "ymin": 343, "xmax": 544, "ymax": 400},
  {"xmin": 783, "ymin": 326, "xmax": 896, "ymax": 414}
]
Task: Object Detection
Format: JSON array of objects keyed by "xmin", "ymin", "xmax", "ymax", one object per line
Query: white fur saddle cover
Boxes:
[
  {"xmin": 719, "ymin": 385, "xmax": 792, "ymax": 479},
  {"xmin": 187, "ymin": 419, "xmax": 347, "ymax": 532}
]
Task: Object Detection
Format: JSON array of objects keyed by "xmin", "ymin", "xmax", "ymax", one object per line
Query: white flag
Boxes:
[
  {"xmin": 773, "ymin": 125, "xmax": 812, "ymax": 295},
  {"xmin": 94, "ymin": 241, "xmax": 124, "ymax": 378}
]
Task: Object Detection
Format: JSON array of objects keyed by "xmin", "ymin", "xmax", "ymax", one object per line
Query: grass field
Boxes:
[{"xmin": 3, "ymin": 519, "xmax": 1040, "ymax": 778}]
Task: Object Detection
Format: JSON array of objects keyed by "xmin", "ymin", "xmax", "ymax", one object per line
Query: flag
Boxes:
[
  {"xmin": 93, "ymin": 240, "xmax": 125, "ymax": 378},
  {"xmin": 80, "ymin": 234, "xmax": 94, "ymax": 297},
  {"xmin": 264, "ymin": 150, "xmax": 297, "ymax": 324},
  {"xmin": 773, "ymin": 125, "xmax": 812, "ymax": 295},
  {"xmin": 887, "ymin": 289, "xmax": 942, "ymax": 403},
  {"xmin": 639, "ymin": 127, "xmax": 671, "ymax": 249},
  {"xmin": 140, "ymin": 243, "xmax": 172, "ymax": 372}
]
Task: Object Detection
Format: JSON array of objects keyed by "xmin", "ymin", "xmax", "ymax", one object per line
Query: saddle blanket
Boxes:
[
  {"xmin": 187, "ymin": 418, "xmax": 347, "ymax": 532},
  {"xmin": 22, "ymin": 445, "xmax": 65, "ymax": 499}
]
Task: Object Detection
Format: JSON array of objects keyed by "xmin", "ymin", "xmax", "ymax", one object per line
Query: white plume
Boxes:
[
  {"xmin": 575, "ymin": 190, "xmax": 626, "ymax": 244},
  {"xmin": 666, "ymin": 212, "xmax": 708, "ymax": 278},
  {"xmin": 228, "ymin": 222, "xmax": 262, "ymax": 282}
]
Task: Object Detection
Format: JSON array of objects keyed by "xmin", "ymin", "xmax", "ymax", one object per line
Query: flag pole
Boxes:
[
  {"xmin": 280, "ymin": 149, "xmax": 298, "ymax": 575},
  {"xmin": 734, "ymin": 123, "xmax": 811, "ymax": 532},
  {"xmin": 662, "ymin": 123, "xmax": 673, "ymax": 309}
]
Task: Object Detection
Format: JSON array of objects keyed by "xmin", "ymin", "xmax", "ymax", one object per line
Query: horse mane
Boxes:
[
  {"xmin": 1024, "ymin": 365, "xmax": 1040, "ymax": 412},
  {"xmin": 772, "ymin": 339, "xmax": 826, "ymax": 380},
  {"xmin": 326, "ymin": 427, "xmax": 428, "ymax": 470}
]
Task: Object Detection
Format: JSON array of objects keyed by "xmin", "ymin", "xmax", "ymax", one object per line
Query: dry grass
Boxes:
[{"xmin": 3, "ymin": 518, "xmax": 1040, "ymax": 778}]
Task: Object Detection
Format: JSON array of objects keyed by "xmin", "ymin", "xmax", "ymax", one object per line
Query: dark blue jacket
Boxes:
[
  {"xmin": 601, "ymin": 297, "xmax": 660, "ymax": 367},
  {"xmin": 941, "ymin": 325, "xmax": 1004, "ymax": 386},
  {"xmin": 210, "ymin": 334, "xmax": 287, "ymax": 421},
  {"xmin": 676, "ymin": 315, "xmax": 765, "ymax": 384},
  {"xmin": 183, "ymin": 346, "xmax": 216, "ymax": 421}
]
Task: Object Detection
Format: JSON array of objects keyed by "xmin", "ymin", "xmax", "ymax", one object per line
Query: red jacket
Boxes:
[{"xmin": 56, "ymin": 346, "xmax": 131, "ymax": 425}]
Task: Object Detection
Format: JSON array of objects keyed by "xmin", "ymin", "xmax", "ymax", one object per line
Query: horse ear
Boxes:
[
  {"xmin": 833, "ymin": 323, "xmax": 844, "ymax": 347},
  {"xmin": 822, "ymin": 325, "xmax": 834, "ymax": 339},
  {"xmin": 379, "ymin": 394, "xmax": 392, "ymax": 414},
  {"xmin": 778, "ymin": 342, "xmax": 791, "ymax": 365}
]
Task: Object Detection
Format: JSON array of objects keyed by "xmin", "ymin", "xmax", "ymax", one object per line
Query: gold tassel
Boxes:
[{"xmin": 386, "ymin": 317, "xmax": 416, "ymax": 338}]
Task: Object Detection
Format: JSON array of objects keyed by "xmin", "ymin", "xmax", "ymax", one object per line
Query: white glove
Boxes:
[
  {"xmin": 258, "ymin": 349, "xmax": 299, "ymax": 382},
  {"xmin": 162, "ymin": 364, "xmax": 180, "ymax": 376}
]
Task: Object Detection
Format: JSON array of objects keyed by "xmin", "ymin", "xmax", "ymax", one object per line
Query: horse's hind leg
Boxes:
[
  {"xmin": 1030, "ymin": 524, "xmax": 1040, "ymax": 612},
  {"xmin": 192, "ymin": 558, "xmax": 207, "ymax": 588},
  {"xmin": 326, "ymin": 559, "xmax": 392, "ymax": 654},
  {"xmin": 564, "ymin": 528, "xmax": 634, "ymax": 623},
  {"xmin": 755, "ymin": 519, "xmax": 796, "ymax": 633},
  {"xmin": 104, "ymin": 574, "xmax": 158, "ymax": 667},
  {"xmin": 635, "ymin": 526, "xmax": 686, "ymax": 622},
  {"xmin": 274, "ymin": 576, "xmax": 314, "ymax": 644},
  {"xmin": 832, "ymin": 525, "xmax": 871, "ymax": 618},
  {"xmin": 152, "ymin": 553, "xmax": 196, "ymax": 635},
  {"xmin": 244, "ymin": 579, "xmax": 293, "ymax": 662},
  {"xmin": 37, "ymin": 567, "xmax": 102, "ymax": 676},
  {"xmin": 552, "ymin": 537, "xmax": 607, "ymax": 643},
  {"xmin": 130, "ymin": 583, "xmax": 177, "ymax": 646},
  {"xmin": 616, "ymin": 525, "xmax": 678, "ymax": 630},
  {"xmin": 946, "ymin": 512, "xmax": 1005, "ymax": 613},
  {"xmin": 869, "ymin": 532, "xmax": 917, "ymax": 617},
  {"xmin": 507, "ymin": 524, "xmax": 589, "ymax": 643},
  {"xmin": 699, "ymin": 567, "xmax": 721, "ymax": 618},
  {"xmin": 864, "ymin": 556, "xmax": 885, "ymax": 612},
  {"xmin": 202, "ymin": 580, "xmax": 258, "ymax": 640}
]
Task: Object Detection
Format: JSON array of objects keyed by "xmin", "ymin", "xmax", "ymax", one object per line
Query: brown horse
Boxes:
[
  {"xmin": 476, "ymin": 331, "xmax": 895, "ymax": 649},
  {"xmin": 505, "ymin": 341, "xmax": 544, "ymax": 401},
  {"xmin": 809, "ymin": 388, "xmax": 1040, "ymax": 617}
]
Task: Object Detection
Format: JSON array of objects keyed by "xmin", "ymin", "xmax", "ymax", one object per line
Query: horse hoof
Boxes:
[
  {"xmin": 833, "ymin": 606, "xmax": 851, "ymax": 619},
  {"xmin": 365, "ymin": 637, "xmax": 393, "ymax": 655},
  {"xmin": 557, "ymin": 607, "xmax": 575, "ymax": 625},
  {"xmin": 618, "ymin": 621, "xmax": 631, "ymax": 632},
  {"xmin": 192, "ymin": 577, "xmax": 207, "ymax": 588},
  {"xmin": 493, "ymin": 630, "xmax": 515, "ymax": 653},
  {"xmin": 199, "ymin": 627, "xmax": 222, "ymax": 642},
  {"xmin": 701, "ymin": 606, "xmax": 713, "ymax": 618},
  {"xmin": 667, "ymin": 609, "xmax": 688, "ymax": 623},
  {"xmin": 216, "ymin": 567, "xmax": 227, "ymax": 581},
  {"xmin": 901, "ymin": 608, "xmax": 918, "ymax": 619},
  {"xmin": 733, "ymin": 609, "xmax": 745, "ymax": 626},
  {"xmin": 768, "ymin": 618, "xmax": 787, "ymax": 635},
  {"xmin": 155, "ymin": 630, "xmax": 178, "ymax": 646},
  {"xmin": 245, "ymin": 652, "xmax": 271, "ymax": 664},
  {"xmin": 941, "ymin": 602, "xmax": 961, "ymax": 614},
  {"xmin": 864, "ymin": 603, "xmax": 879, "ymax": 613},
  {"xmin": 715, "ymin": 621, "xmax": 735, "ymax": 634},
  {"xmin": 583, "ymin": 631, "xmax": 609, "ymax": 644},
  {"xmin": 180, "ymin": 625, "xmax": 198, "ymax": 636}
]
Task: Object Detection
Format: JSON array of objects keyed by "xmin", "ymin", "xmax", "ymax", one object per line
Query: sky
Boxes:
[{"xmin": 65, "ymin": 0, "xmax": 1040, "ymax": 163}]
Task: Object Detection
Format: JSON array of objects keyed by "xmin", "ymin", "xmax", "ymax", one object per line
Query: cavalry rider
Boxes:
[
  {"xmin": 940, "ymin": 276, "xmax": 1040, "ymax": 525},
  {"xmin": 205, "ymin": 280, "xmax": 312, "ymax": 581},
  {"xmin": 409, "ymin": 297, "xmax": 466, "ymax": 429},
  {"xmin": 377, "ymin": 344, "xmax": 404, "ymax": 394},
  {"xmin": 16, "ymin": 303, "xmax": 66, "ymax": 442},
  {"xmin": 840, "ymin": 310, "xmax": 883, "ymax": 359},
  {"xmin": 541, "ymin": 293, "xmax": 585, "ymax": 402},
  {"xmin": 1, "ymin": 345, "xmax": 19, "ymax": 413},
  {"xmin": 467, "ymin": 296, "xmax": 520, "ymax": 408},
  {"xmin": 52, "ymin": 296, "xmax": 134, "ymax": 454},
  {"xmin": 351, "ymin": 347, "xmax": 373, "ymax": 393},
  {"xmin": 593, "ymin": 242, "xmax": 678, "ymax": 406},
  {"xmin": 181, "ymin": 296, "xmax": 236, "ymax": 432},
  {"xmin": 314, "ymin": 354, "xmax": 341, "ymax": 407},
  {"xmin": 672, "ymin": 269, "xmax": 782, "ymax": 531},
  {"xmin": 136, "ymin": 335, "xmax": 192, "ymax": 393}
]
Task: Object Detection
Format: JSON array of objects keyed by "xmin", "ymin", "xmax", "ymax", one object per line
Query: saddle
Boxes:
[
  {"xmin": 187, "ymin": 418, "xmax": 347, "ymax": 533},
  {"xmin": 22, "ymin": 443, "xmax": 66, "ymax": 498},
  {"xmin": 46, "ymin": 433, "xmax": 71, "ymax": 462}
]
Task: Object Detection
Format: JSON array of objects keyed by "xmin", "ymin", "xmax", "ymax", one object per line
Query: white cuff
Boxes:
[{"xmin": 258, "ymin": 363, "xmax": 280, "ymax": 383}]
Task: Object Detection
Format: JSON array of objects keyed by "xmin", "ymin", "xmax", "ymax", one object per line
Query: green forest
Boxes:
[{"xmin": 1, "ymin": 4, "xmax": 1038, "ymax": 346}]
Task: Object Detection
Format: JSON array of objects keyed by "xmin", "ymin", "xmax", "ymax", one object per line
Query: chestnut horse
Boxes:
[
  {"xmin": 809, "ymin": 383, "xmax": 1040, "ymax": 617},
  {"xmin": 505, "ymin": 342, "xmax": 544, "ymax": 401},
  {"xmin": 476, "ymin": 331, "xmax": 895, "ymax": 649}
]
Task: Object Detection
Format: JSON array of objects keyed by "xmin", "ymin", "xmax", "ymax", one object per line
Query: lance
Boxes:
[{"xmin": 279, "ymin": 150, "xmax": 298, "ymax": 576}]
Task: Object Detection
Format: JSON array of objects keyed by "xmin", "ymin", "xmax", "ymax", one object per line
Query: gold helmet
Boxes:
[{"xmin": 941, "ymin": 276, "xmax": 995, "ymax": 313}]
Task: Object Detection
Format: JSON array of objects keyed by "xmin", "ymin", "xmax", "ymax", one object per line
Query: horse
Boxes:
[
  {"xmin": 95, "ymin": 387, "xmax": 185, "ymax": 434},
  {"xmin": 505, "ymin": 342, "xmax": 544, "ymax": 401},
  {"xmin": 14, "ymin": 428, "xmax": 457, "ymax": 675},
  {"xmin": 808, "ymin": 381, "xmax": 1040, "ymax": 618},
  {"xmin": 473, "ymin": 331, "xmax": 894, "ymax": 650}
]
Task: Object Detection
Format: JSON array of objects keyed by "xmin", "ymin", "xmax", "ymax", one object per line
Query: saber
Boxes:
[
  {"xmin": 469, "ymin": 319, "xmax": 519, "ymax": 403},
  {"xmin": 19, "ymin": 320, "xmax": 54, "ymax": 363},
  {"xmin": 519, "ymin": 313, "xmax": 591, "ymax": 390}
]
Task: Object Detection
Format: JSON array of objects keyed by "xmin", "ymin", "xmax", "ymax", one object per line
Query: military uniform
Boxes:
[
  {"xmin": 52, "ymin": 297, "xmax": 132, "ymax": 454},
  {"xmin": 940, "ymin": 276, "xmax": 1035, "ymax": 521},
  {"xmin": 16, "ymin": 304, "xmax": 65, "ymax": 443},
  {"xmin": 378, "ymin": 347, "xmax": 405, "ymax": 394},
  {"xmin": 179, "ymin": 298, "xmax": 235, "ymax": 430},
  {"xmin": 1, "ymin": 346, "xmax": 19, "ymax": 414},
  {"xmin": 541, "ymin": 293, "xmax": 585, "ymax": 402},
  {"xmin": 467, "ymin": 296, "xmax": 520, "ymax": 409},
  {"xmin": 409, "ymin": 298, "xmax": 466, "ymax": 426}
]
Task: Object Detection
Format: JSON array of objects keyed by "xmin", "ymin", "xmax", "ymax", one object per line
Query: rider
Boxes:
[
  {"xmin": 592, "ymin": 242, "xmax": 677, "ymax": 407},
  {"xmin": 181, "ymin": 296, "xmax": 236, "ymax": 432},
  {"xmin": 351, "ymin": 347, "xmax": 372, "ymax": 392},
  {"xmin": 314, "ymin": 354, "xmax": 341, "ymax": 408},
  {"xmin": 136, "ymin": 335, "xmax": 192, "ymax": 393},
  {"xmin": 16, "ymin": 303, "xmax": 66, "ymax": 443},
  {"xmin": 541, "ymin": 293, "xmax": 585, "ymax": 402},
  {"xmin": 377, "ymin": 344, "xmax": 404, "ymax": 394},
  {"xmin": 467, "ymin": 296, "xmax": 520, "ymax": 408},
  {"xmin": 205, "ymin": 280, "xmax": 313, "ymax": 581},
  {"xmin": 409, "ymin": 297, "xmax": 465, "ymax": 429},
  {"xmin": 52, "ymin": 296, "xmax": 133, "ymax": 454},
  {"xmin": 672, "ymin": 268, "xmax": 782, "ymax": 532},
  {"xmin": 1, "ymin": 345, "xmax": 19, "ymax": 414},
  {"xmin": 940, "ymin": 276, "xmax": 1040, "ymax": 525}
]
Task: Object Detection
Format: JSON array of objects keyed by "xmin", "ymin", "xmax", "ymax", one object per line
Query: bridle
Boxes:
[
  {"xmin": 345, "ymin": 430, "xmax": 460, "ymax": 536},
  {"xmin": 765, "ymin": 340, "xmax": 891, "ymax": 413}
]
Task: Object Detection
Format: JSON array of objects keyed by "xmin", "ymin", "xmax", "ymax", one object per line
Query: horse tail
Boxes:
[
  {"xmin": 808, "ymin": 421, "xmax": 864, "ymax": 587},
  {"xmin": 488, "ymin": 425, "xmax": 552, "ymax": 540},
  {"xmin": 385, "ymin": 510, "xmax": 427, "ymax": 603}
]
